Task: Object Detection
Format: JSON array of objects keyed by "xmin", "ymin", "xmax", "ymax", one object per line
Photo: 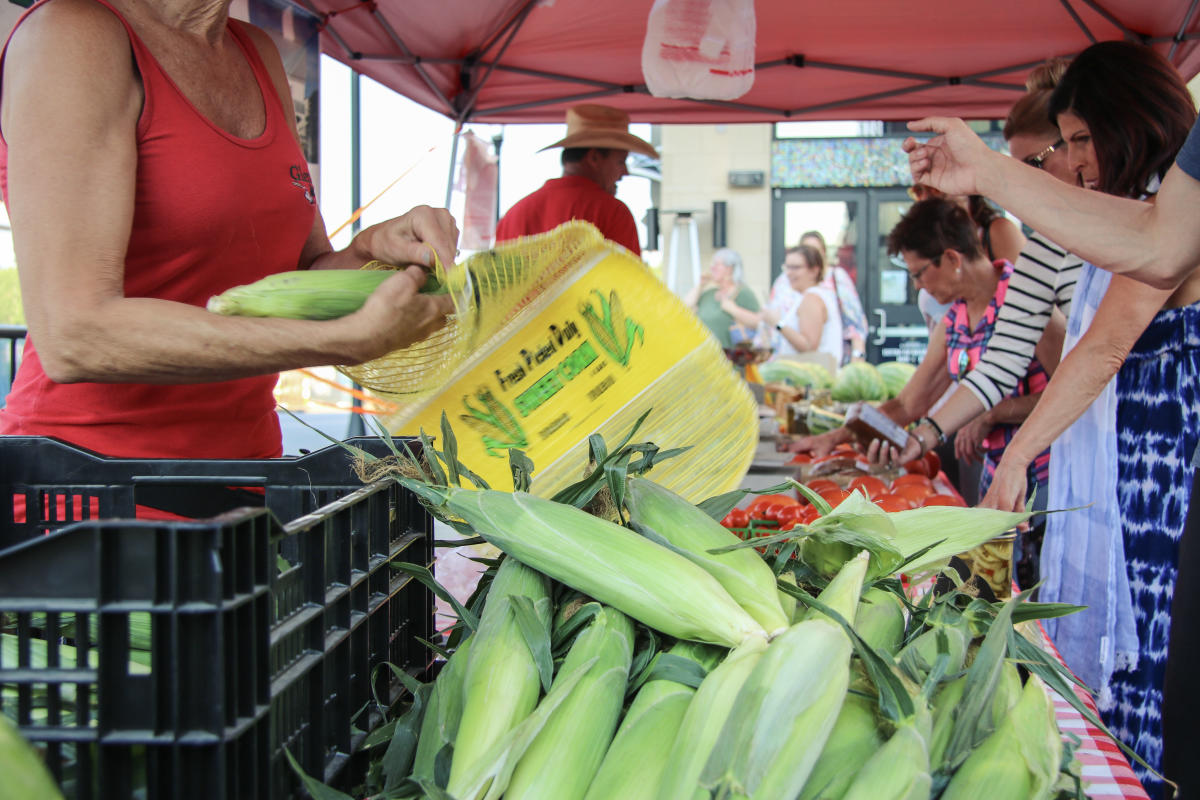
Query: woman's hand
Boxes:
[
  {"xmin": 352, "ymin": 206, "xmax": 461, "ymax": 271},
  {"xmin": 902, "ymin": 118, "xmax": 997, "ymax": 198},
  {"xmin": 978, "ymin": 458, "xmax": 1029, "ymax": 513},
  {"xmin": 954, "ymin": 413, "xmax": 993, "ymax": 464},
  {"xmin": 342, "ymin": 266, "xmax": 455, "ymax": 363},
  {"xmin": 789, "ymin": 428, "xmax": 852, "ymax": 457},
  {"xmin": 761, "ymin": 308, "xmax": 781, "ymax": 328}
]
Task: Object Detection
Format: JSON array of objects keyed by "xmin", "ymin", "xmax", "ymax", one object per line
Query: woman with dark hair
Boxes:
[
  {"xmin": 800, "ymin": 197, "xmax": 1052, "ymax": 506},
  {"xmin": 968, "ymin": 41, "xmax": 1200, "ymax": 797}
]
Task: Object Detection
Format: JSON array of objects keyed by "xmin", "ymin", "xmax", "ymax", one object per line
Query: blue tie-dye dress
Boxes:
[{"xmin": 1109, "ymin": 299, "xmax": 1200, "ymax": 799}]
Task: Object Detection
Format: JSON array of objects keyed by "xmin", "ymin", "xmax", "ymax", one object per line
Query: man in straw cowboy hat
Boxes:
[{"xmin": 495, "ymin": 104, "xmax": 658, "ymax": 255}]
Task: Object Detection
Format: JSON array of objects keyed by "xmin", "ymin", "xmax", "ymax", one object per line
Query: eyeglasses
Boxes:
[
  {"xmin": 908, "ymin": 253, "xmax": 941, "ymax": 284},
  {"xmin": 1023, "ymin": 138, "xmax": 1064, "ymax": 170}
]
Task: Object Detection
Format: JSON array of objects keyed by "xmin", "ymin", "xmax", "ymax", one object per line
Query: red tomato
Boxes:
[
  {"xmin": 818, "ymin": 488, "xmax": 852, "ymax": 508},
  {"xmin": 723, "ymin": 508, "xmax": 750, "ymax": 528},
  {"xmin": 762, "ymin": 503, "xmax": 788, "ymax": 522},
  {"xmin": 892, "ymin": 484, "xmax": 934, "ymax": 507},
  {"xmin": 901, "ymin": 457, "xmax": 933, "ymax": 478},
  {"xmin": 892, "ymin": 473, "xmax": 933, "ymax": 490},
  {"xmin": 924, "ymin": 450, "xmax": 942, "ymax": 477},
  {"xmin": 777, "ymin": 505, "xmax": 806, "ymax": 526},
  {"xmin": 799, "ymin": 504, "xmax": 820, "ymax": 523},
  {"xmin": 747, "ymin": 494, "xmax": 797, "ymax": 514},
  {"xmin": 804, "ymin": 478, "xmax": 841, "ymax": 494},
  {"xmin": 875, "ymin": 493, "xmax": 915, "ymax": 512},
  {"xmin": 833, "ymin": 442, "xmax": 859, "ymax": 454},
  {"xmin": 848, "ymin": 474, "xmax": 888, "ymax": 500},
  {"xmin": 922, "ymin": 493, "xmax": 966, "ymax": 507},
  {"xmin": 788, "ymin": 453, "xmax": 813, "ymax": 465}
]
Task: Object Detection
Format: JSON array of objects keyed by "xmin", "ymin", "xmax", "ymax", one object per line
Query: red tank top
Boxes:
[{"xmin": 0, "ymin": 0, "xmax": 316, "ymax": 458}]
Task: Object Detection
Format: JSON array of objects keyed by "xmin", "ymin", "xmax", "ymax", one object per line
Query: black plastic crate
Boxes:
[
  {"xmin": 0, "ymin": 435, "xmax": 406, "ymax": 551},
  {"xmin": 0, "ymin": 436, "xmax": 435, "ymax": 799}
]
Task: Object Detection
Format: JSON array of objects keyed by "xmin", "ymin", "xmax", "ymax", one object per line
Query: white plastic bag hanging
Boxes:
[
  {"xmin": 641, "ymin": 0, "xmax": 756, "ymax": 101},
  {"xmin": 457, "ymin": 131, "xmax": 498, "ymax": 251}
]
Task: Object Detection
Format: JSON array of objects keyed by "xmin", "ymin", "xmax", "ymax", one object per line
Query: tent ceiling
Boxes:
[{"xmin": 296, "ymin": 0, "xmax": 1200, "ymax": 124}]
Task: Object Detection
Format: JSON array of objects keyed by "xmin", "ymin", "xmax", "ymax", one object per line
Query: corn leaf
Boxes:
[
  {"xmin": 509, "ymin": 448, "xmax": 535, "ymax": 493},
  {"xmin": 284, "ymin": 748, "xmax": 355, "ymax": 800},
  {"xmin": 418, "ymin": 430, "xmax": 449, "ymax": 487},
  {"xmin": 391, "ymin": 562, "xmax": 480, "ymax": 632},
  {"xmin": 439, "ymin": 411, "xmax": 462, "ymax": 487},
  {"xmin": 940, "ymin": 592, "xmax": 1020, "ymax": 773},
  {"xmin": 635, "ymin": 652, "xmax": 711, "ymax": 690},
  {"xmin": 782, "ymin": 579, "xmax": 915, "ymax": 723},
  {"xmin": 510, "ymin": 595, "xmax": 554, "ymax": 693},
  {"xmin": 792, "ymin": 479, "xmax": 834, "ymax": 515}
]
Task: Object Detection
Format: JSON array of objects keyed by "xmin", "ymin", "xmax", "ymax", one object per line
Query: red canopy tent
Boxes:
[{"xmin": 297, "ymin": 0, "xmax": 1200, "ymax": 125}]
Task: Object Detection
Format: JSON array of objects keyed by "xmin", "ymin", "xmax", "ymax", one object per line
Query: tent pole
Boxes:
[
  {"xmin": 444, "ymin": 125, "xmax": 462, "ymax": 210},
  {"xmin": 348, "ymin": 69, "xmax": 366, "ymax": 438}
]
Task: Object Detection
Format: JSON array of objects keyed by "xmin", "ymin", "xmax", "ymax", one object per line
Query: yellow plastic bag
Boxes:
[{"xmin": 351, "ymin": 222, "xmax": 758, "ymax": 502}]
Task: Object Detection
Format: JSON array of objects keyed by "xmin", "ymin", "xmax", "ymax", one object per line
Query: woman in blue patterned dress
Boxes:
[{"xmin": 978, "ymin": 42, "xmax": 1200, "ymax": 797}]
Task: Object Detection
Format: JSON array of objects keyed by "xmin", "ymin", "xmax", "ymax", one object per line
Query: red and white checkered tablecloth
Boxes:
[{"xmin": 1029, "ymin": 621, "xmax": 1150, "ymax": 799}]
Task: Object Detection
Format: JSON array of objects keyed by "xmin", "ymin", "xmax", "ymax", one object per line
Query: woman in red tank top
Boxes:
[{"xmin": 0, "ymin": 0, "xmax": 460, "ymax": 458}]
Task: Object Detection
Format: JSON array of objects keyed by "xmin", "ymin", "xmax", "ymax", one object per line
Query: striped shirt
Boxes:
[
  {"xmin": 944, "ymin": 261, "xmax": 1052, "ymax": 494},
  {"xmin": 960, "ymin": 231, "xmax": 1084, "ymax": 409}
]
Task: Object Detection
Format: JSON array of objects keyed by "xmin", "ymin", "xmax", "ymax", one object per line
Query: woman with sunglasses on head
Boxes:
[{"xmin": 913, "ymin": 43, "xmax": 1199, "ymax": 797}]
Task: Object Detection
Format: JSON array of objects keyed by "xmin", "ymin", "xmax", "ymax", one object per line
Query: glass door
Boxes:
[
  {"xmin": 771, "ymin": 187, "xmax": 929, "ymax": 364},
  {"xmin": 867, "ymin": 190, "xmax": 928, "ymax": 364}
]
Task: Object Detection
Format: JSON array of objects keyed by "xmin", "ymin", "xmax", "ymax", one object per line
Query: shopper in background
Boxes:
[
  {"xmin": 0, "ymin": 0, "xmax": 458, "ymax": 461},
  {"xmin": 494, "ymin": 104, "xmax": 654, "ymax": 256},
  {"xmin": 760, "ymin": 244, "xmax": 843, "ymax": 365},
  {"xmin": 766, "ymin": 230, "xmax": 867, "ymax": 363},
  {"xmin": 684, "ymin": 248, "xmax": 761, "ymax": 348}
]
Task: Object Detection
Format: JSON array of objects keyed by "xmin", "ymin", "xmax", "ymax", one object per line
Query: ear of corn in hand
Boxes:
[
  {"xmin": 505, "ymin": 606, "xmax": 636, "ymax": 800},
  {"xmin": 206, "ymin": 260, "xmax": 450, "ymax": 320},
  {"xmin": 446, "ymin": 489, "xmax": 767, "ymax": 647},
  {"xmin": 624, "ymin": 477, "xmax": 790, "ymax": 636}
]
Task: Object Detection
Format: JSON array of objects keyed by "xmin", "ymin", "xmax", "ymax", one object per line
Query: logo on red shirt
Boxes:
[{"xmin": 290, "ymin": 164, "xmax": 316, "ymax": 205}]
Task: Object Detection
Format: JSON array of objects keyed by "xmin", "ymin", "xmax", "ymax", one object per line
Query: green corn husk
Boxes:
[
  {"xmin": 853, "ymin": 587, "xmax": 906, "ymax": 656},
  {"xmin": 796, "ymin": 690, "xmax": 884, "ymax": 800},
  {"xmin": 583, "ymin": 642, "xmax": 721, "ymax": 800},
  {"xmin": 207, "ymin": 268, "xmax": 395, "ymax": 319},
  {"xmin": 897, "ymin": 622, "xmax": 971, "ymax": 681},
  {"xmin": 888, "ymin": 505, "xmax": 1033, "ymax": 572},
  {"xmin": 940, "ymin": 675, "xmax": 1061, "ymax": 800},
  {"xmin": 0, "ymin": 714, "xmax": 64, "ymax": 800},
  {"xmin": 777, "ymin": 571, "xmax": 799, "ymax": 623},
  {"xmin": 446, "ymin": 558, "xmax": 551, "ymax": 795},
  {"xmin": 447, "ymin": 490, "xmax": 767, "ymax": 647},
  {"xmin": 411, "ymin": 636, "xmax": 473, "ymax": 787},
  {"xmin": 701, "ymin": 552, "xmax": 870, "ymax": 800},
  {"xmin": 658, "ymin": 635, "xmax": 769, "ymax": 800},
  {"xmin": 928, "ymin": 674, "xmax": 966, "ymax": 772},
  {"xmin": 990, "ymin": 660, "xmax": 1024, "ymax": 728},
  {"xmin": 625, "ymin": 477, "xmax": 790, "ymax": 636},
  {"xmin": 839, "ymin": 703, "xmax": 933, "ymax": 800},
  {"xmin": 505, "ymin": 606, "xmax": 636, "ymax": 800}
]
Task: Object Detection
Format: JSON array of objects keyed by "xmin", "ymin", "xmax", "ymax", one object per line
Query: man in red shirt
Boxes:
[{"xmin": 495, "ymin": 105, "xmax": 657, "ymax": 256}]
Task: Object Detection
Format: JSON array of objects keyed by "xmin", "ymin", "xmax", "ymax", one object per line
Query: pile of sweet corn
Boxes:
[{"xmin": 295, "ymin": 425, "xmax": 1113, "ymax": 800}]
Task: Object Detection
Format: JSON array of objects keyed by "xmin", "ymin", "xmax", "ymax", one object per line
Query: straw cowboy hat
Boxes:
[{"xmin": 539, "ymin": 104, "xmax": 660, "ymax": 159}]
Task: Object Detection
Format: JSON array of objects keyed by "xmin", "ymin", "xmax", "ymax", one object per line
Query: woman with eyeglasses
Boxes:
[
  {"xmin": 798, "ymin": 197, "xmax": 1053, "ymax": 504},
  {"xmin": 760, "ymin": 243, "xmax": 843, "ymax": 365}
]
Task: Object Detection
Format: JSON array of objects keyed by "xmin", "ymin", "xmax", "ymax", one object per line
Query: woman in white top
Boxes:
[{"xmin": 761, "ymin": 244, "xmax": 843, "ymax": 364}]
